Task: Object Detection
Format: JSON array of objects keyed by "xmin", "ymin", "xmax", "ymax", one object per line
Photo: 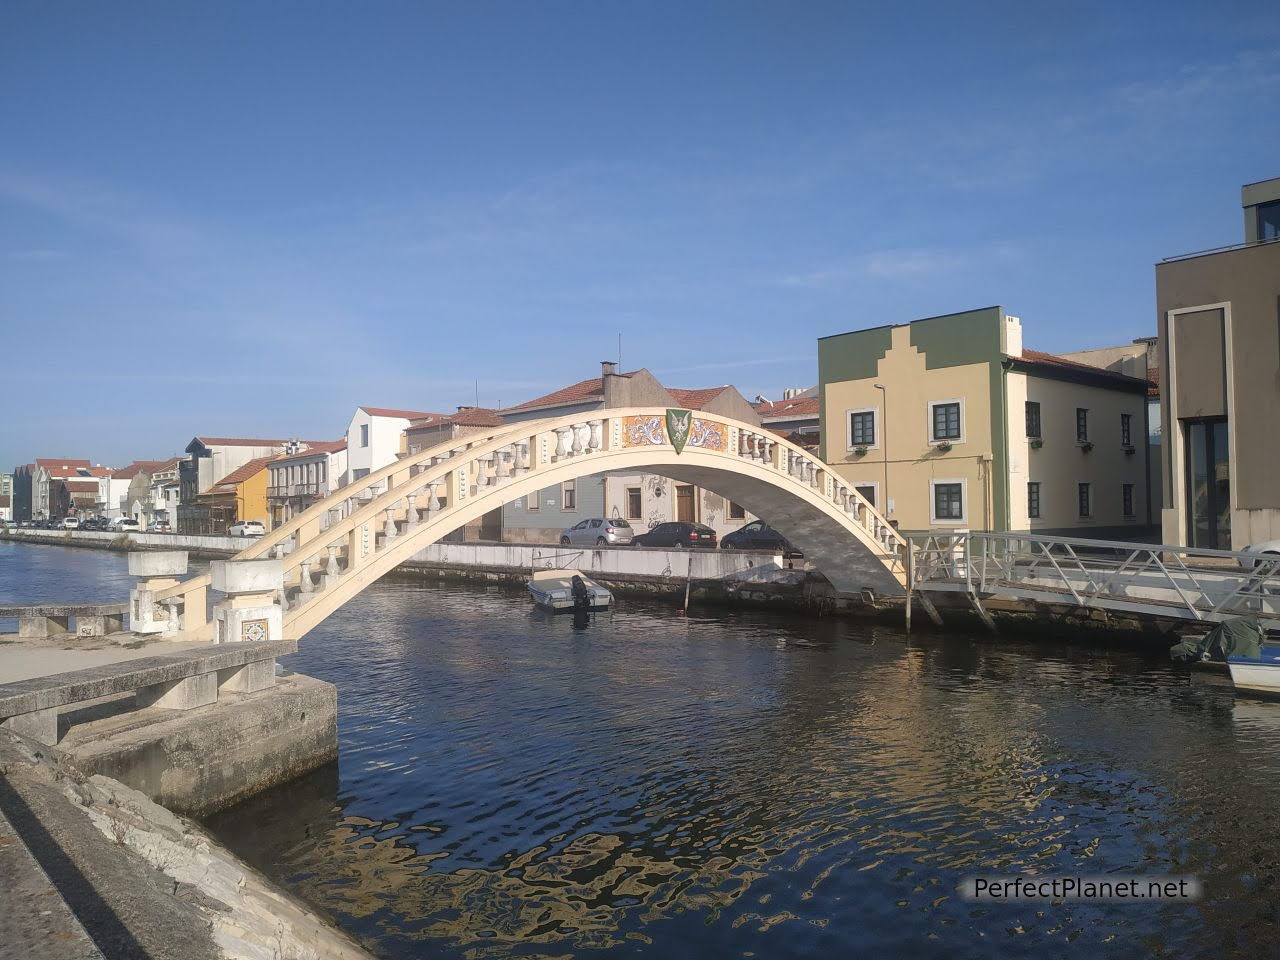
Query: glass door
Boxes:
[{"xmin": 1185, "ymin": 418, "xmax": 1230, "ymax": 549}]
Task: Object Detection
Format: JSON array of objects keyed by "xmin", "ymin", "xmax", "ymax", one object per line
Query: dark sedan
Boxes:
[
  {"xmin": 720, "ymin": 520, "xmax": 803, "ymax": 558},
  {"xmin": 632, "ymin": 521, "xmax": 718, "ymax": 549}
]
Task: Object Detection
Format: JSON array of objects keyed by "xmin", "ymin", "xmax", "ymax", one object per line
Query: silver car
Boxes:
[{"xmin": 560, "ymin": 517, "xmax": 634, "ymax": 546}]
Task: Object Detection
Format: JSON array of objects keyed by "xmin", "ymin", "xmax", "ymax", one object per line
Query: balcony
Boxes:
[{"xmin": 268, "ymin": 482, "xmax": 324, "ymax": 500}]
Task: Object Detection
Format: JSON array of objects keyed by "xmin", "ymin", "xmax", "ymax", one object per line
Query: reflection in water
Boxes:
[{"xmin": 14, "ymin": 544, "xmax": 1280, "ymax": 958}]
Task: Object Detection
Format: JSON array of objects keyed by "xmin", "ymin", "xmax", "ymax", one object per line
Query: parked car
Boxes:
[
  {"xmin": 110, "ymin": 517, "xmax": 140, "ymax": 531},
  {"xmin": 229, "ymin": 520, "xmax": 265, "ymax": 537},
  {"xmin": 720, "ymin": 520, "xmax": 803, "ymax": 558},
  {"xmin": 80, "ymin": 517, "xmax": 102, "ymax": 530},
  {"xmin": 62, "ymin": 516, "xmax": 81, "ymax": 529},
  {"xmin": 148, "ymin": 519, "xmax": 171, "ymax": 532},
  {"xmin": 1241, "ymin": 540, "xmax": 1280, "ymax": 569},
  {"xmin": 560, "ymin": 517, "xmax": 634, "ymax": 546},
  {"xmin": 632, "ymin": 521, "xmax": 718, "ymax": 549}
]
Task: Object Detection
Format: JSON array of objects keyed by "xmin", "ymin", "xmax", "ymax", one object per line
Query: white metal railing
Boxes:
[{"xmin": 908, "ymin": 531, "xmax": 1280, "ymax": 626}]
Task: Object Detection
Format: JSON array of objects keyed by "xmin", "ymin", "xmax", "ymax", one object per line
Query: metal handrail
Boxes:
[{"xmin": 1160, "ymin": 235, "xmax": 1280, "ymax": 263}]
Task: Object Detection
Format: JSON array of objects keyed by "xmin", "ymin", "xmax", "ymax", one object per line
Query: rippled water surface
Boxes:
[{"xmin": 9, "ymin": 543, "xmax": 1280, "ymax": 958}]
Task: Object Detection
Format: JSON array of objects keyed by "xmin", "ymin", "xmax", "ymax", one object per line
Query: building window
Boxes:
[
  {"xmin": 526, "ymin": 491, "xmax": 539, "ymax": 512},
  {"xmin": 1028, "ymin": 481, "xmax": 1041, "ymax": 520},
  {"xmin": 728, "ymin": 500, "xmax": 746, "ymax": 520},
  {"xmin": 360, "ymin": 424, "xmax": 369, "ymax": 448},
  {"xmin": 1259, "ymin": 199, "xmax": 1280, "ymax": 242},
  {"xmin": 848, "ymin": 409, "xmax": 876, "ymax": 448},
  {"xmin": 1025, "ymin": 401, "xmax": 1041, "ymax": 439},
  {"xmin": 1076, "ymin": 408, "xmax": 1089, "ymax": 443},
  {"xmin": 931, "ymin": 481, "xmax": 964, "ymax": 522},
  {"xmin": 854, "ymin": 484, "xmax": 877, "ymax": 509},
  {"xmin": 1123, "ymin": 483, "xmax": 1135, "ymax": 518},
  {"xmin": 1078, "ymin": 482, "xmax": 1092, "ymax": 518},
  {"xmin": 1121, "ymin": 413, "xmax": 1132, "ymax": 447},
  {"xmin": 626, "ymin": 487, "xmax": 643, "ymax": 520},
  {"xmin": 930, "ymin": 401, "xmax": 962, "ymax": 442},
  {"xmin": 561, "ymin": 480, "xmax": 576, "ymax": 511}
]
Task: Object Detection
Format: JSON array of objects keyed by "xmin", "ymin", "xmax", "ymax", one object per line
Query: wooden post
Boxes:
[{"xmin": 683, "ymin": 554, "xmax": 694, "ymax": 614}]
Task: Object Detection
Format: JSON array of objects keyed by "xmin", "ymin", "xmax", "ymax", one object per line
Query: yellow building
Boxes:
[
  {"xmin": 186, "ymin": 455, "xmax": 277, "ymax": 534},
  {"xmin": 818, "ymin": 307, "xmax": 1154, "ymax": 537}
]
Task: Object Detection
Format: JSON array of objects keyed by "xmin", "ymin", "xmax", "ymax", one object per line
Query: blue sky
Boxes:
[{"xmin": 2, "ymin": 1, "xmax": 1278, "ymax": 468}]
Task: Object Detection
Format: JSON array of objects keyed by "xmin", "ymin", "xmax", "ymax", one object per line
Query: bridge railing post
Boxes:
[
  {"xmin": 127, "ymin": 551, "xmax": 189, "ymax": 636},
  {"xmin": 210, "ymin": 559, "xmax": 284, "ymax": 645}
]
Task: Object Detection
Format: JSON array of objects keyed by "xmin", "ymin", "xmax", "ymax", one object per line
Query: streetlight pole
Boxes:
[{"xmin": 874, "ymin": 383, "xmax": 889, "ymax": 518}]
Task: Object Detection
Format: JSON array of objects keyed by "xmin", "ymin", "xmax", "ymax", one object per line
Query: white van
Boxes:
[{"xmin": 62, "ymin": 516, "xmax": 80, "ymax": 529}]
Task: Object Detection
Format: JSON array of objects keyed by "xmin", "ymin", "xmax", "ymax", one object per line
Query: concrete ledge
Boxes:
[
  {"xmin": 62, "ymin": 672, "xmax": 339, "ymax": 816},
  {"xmin": 0, "ymin": 603, "xmax": 129, "ymax": 617},
  {"xmin": 210, "ymin": 558, "xmax": 282, "ymax": 595},
  {"xmin": 0, "ymin": 640, "xmax": 296, "ymax": 720},
  {"xmin": 127, "ymin": 551, "xmax": 189, "ymax": 577}
]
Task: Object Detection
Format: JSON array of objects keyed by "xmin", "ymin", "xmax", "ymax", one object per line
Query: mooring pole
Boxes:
[
  {"xmin": 683, "ymin": 554, "xmax": 693, "ymax": 615},
  {"xmin": 905, "ymin": 544, "xmax": 914, "ymax": 635}
]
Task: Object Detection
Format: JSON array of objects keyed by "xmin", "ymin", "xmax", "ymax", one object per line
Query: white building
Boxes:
[
  {"xmin": 345, "ymin": 407, "xmax": 445, "ymax": 483},
  {"xmin": 268, "ymin": 439, "xmax": 349, "ymax": 526}
]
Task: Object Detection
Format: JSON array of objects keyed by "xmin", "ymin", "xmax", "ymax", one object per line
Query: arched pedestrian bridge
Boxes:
[{"xmin": 154, "ymin": 408, "xmax": 908, "ymax": 641}]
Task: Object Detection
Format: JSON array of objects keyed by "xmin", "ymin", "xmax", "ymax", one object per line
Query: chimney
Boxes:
[
  {"xmin": 456, "ymin": 405, "xmax": 475, "ymax": 412},
  {"xmin": 601, "ymin": 360, "xmax": 617, "ymax": 377}
]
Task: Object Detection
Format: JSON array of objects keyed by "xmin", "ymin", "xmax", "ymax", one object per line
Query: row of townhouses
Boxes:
[{"xmin": 7, "ymin": 176, "xmax": 1278, "ymax": 551}]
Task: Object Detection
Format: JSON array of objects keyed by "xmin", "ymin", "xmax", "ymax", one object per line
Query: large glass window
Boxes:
[
  {"xmin": 931, "ymin": 402, "xmax": 962, "ymax": 441},
  {"xmin": 849, "ymin": 410, "xmax": 876, "ymax": 447},
  {"xmin": 933, "ymin": 482, "xmax": 964, "ymax": 521},
  {"xmin": 1186, "ymin": 419, "xmax": 1231, "ymax": 549},
  {"xmin": 1258, "ymin": 199, "xmax": 1280, "ymax": 242},
  {"xmin": 1026, "ymin": 401, "xmax": 1042, "ymax": 439}
]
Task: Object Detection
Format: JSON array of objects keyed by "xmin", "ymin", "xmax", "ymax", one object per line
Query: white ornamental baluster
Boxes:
[
  {"xmin": 427, "ymin": 480, "xmax": 442, "ymax": 515},
  {"xmin": 384, "ymin": 506, "xmax": 397, "ymax": 541},
  {"xmin": 299, "ymin": 559, "xmax": 314, "ymax": 594},
  {"xmin": 405, "ymin": 494, "xmax": 418, "ymax": 527},
  {"xmin": 554, "ymin": 427, "xmax": 572, "ymax": 459},
  {"xmin": 588, "ymin": 420, "xmax": 603, "ymax": 451},
  {"xmin": 572, "ymin": 424, "xmax": 588, "ymax": 455},
  {"xmin": 326, "ymin": 544, "xmax": 340, "ymax": 578},
  {"xmin": 495, "ymin": 448, "xmax": 511, "ymax": 480}
]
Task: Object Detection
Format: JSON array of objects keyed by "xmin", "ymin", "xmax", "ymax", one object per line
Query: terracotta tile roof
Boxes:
[
  {"xmin": 1147, "ymin": 366, "xmax": 1161, "ymax": 397},
  {"xmin": 112, "ymin": 461, "xmax": 160, "ymax": 481},
  {"xmin": 63, "ymin": 480, "xmax": 99, "ymax": 492},
  {"xmin": 359, "ymin": 407, "xmax": 447, "ymax": 421},
  {"xmin": 755, "ymin": 396, "xmax": 820, "ymax": 420},
  {"xmin": 669, "ymin": 387, "xmax": 729, "ymax": 410},
  {"xmin": 36, "ymin": 458, "xmax": 90, "ymax": 470},
  {"xmin": 273, "ymin": 439, "xmax": 347, "ymax": 464},
  {"xmin": 505, "ymin": 375, "xmax": 615, "ymax": 412},
  {"xmin": 38, "ymin": 461, "xmax": 95, "ymax": 479},
  {"xmin": 1019, "ymin": 349, "xmax": 1153, "ymax": 389},
  {"xmin": 150, "ymin": 456, "xmax": 183, "ymax": 474},
  {"xmin": 410, "ymin": 408, "xmax": 505, "ymax": 429},
  {"xmin": 211, "ymin": 455, "xmax": 278, "ymax": 490}
]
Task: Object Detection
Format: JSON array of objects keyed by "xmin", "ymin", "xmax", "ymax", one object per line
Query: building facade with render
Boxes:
[
  {"xmin": 267, "ymin": 440, "xmax": 349, "ymax": 527},
  {"xmin": 819, "ymin": 307, "xmax": 1153, "ymax": 538},
  {"xmin": 1155, "ymin": 176, "xmax": 1280, "ymax": 550},
  {"xmin": 345, "ymin": 407, "xmax": 445, "ymax": 484},
  {"xmin": 499, "ymin": 364, "xmax": 763, "ymax": 543}
]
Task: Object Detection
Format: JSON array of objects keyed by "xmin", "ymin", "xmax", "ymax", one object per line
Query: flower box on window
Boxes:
[
  {"xmin": 853, "ymin": 445, "xmax": 869, "ymax": 457},
  {"xmin": 935, "ymin": 441, "xmax": 953, "ymax": 453},
  {"xmin": 1080, "ymin": 441, "xmax": 1094, "ymax": 453},
  {"xmin": 1030, "ymin": 438, "xmax": 1044, "ymax": 449}
]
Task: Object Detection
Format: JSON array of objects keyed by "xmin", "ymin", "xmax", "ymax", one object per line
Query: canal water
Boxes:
[{"xmin": 7, "ymin": 541, "xmax": 1280, "ymax": 959}]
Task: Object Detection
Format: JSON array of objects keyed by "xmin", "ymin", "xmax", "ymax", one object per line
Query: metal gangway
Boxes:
[{"xmin": 907, "ymin": 531, "xmax": 1280, "ymax": 630}]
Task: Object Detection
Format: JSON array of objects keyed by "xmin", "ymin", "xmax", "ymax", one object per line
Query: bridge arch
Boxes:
[{"xmin": 162, "ymin": 409, "xmax": 907, "ymax": 641}]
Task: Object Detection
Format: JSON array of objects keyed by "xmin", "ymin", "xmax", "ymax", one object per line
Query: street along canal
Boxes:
[{"xmin": 6, "ymin": 540, "xmax": 1280, "ymax": 959}]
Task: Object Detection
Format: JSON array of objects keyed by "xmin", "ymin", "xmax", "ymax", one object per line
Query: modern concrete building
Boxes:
[
  {"xmin": 267, "ymin": 439, "xmax": 348, "ymax": 527},
  {"xmin": 345, "ymin": 407, "xmax": 445, "ymax": 483},
  {"xmin": 500, "ymin": 363, "xmax": 764, "ymax": 542},
  {"xmin": 1155, "ymin": 176, "xmax": 1280, "ymax": 549},
  {"xmin": 819, "ymin": 307, "xmax": 1153, "ymax": 538}
]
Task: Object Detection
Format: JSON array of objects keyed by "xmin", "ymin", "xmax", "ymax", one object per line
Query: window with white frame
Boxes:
[
  {"xmin": 854, "ymin": 484, "xmax": 877, "ymax": 509},
  {"xmin": 1078, "ymin": 482, "xmax": 1092, "ymax": 518},
  {"xmin": 847, "ymin": 408, "xmax": 876, "ymax": 448},
  {"xmin": 360, "ymin": 423, "xmax": 370, "ymax": 448},
  {"xmin": 929, "ymin": 401, "xmax": 962, "ymax": 442},
  {"xmin": 561, "ymin": 480, "xmax": 577, "ymax": 511},
  {"xmin": 526, "ymin": 491, "xmax": 540, "ymax": 511},
  {"xmin": 728, "ymin": 500, "xmax": 746, "ymax": 520},
  {"xmin": 626, "ymin": 487, "xmax": 642, "ymax": 520},
  {"xmin": 931, "ymin": 480, "xmax": 965, "ymax": 522}
]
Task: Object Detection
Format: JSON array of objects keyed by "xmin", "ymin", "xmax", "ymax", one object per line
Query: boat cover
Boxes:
[{"xmin": 1170, "ymin": 617, "xmax": 1265, "ymax": 663}]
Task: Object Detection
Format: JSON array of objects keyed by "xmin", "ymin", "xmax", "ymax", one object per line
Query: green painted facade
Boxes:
[{"xmin": 816, "ymin": 324, "xmax": 893, "ymax": 462}]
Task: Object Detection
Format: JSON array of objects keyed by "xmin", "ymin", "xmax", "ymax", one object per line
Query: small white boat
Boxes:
[
  {"xmin": 1227, "ymin": 651, "xmax": 1280, "ymax": 698},
  {"xmin": 527, "ymin": 568, "xmax": 613, "ymax": 613}
]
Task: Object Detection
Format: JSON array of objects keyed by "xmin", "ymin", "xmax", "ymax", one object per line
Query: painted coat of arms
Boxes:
[{"xmin": 666, "ymin": 408, "xmax": 693, "ymax": 454}]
